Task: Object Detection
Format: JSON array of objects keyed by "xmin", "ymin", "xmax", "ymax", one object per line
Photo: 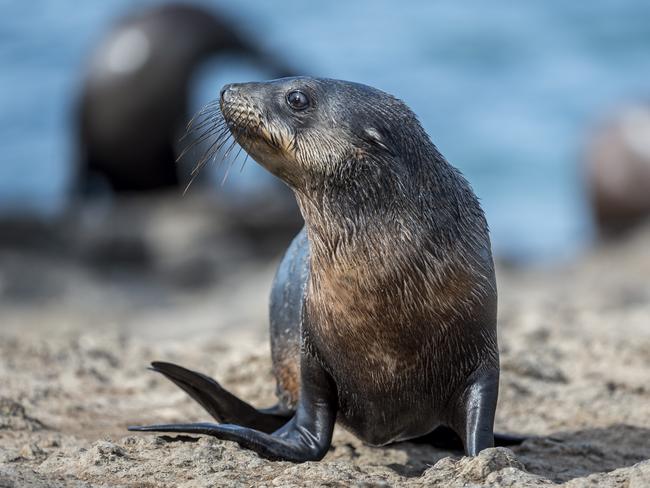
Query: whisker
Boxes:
[
  {"xmin": 177, "ymin": 104, "xmax": 228, "ymax": 164},
  {"xmin": 182, "ymin": 171, "xmax": 202, "ymax": 195},
  {"xmin": 185, "ymin": 100, "xmax": 221, "ymax": 132},
  {"xmin": 218, "ymin": 133, "xmax": 245, "ymax": 187},
  {"xmin": 235, "ymin": 146, "xmax": 246, "ymax": 172},
  {"xmin": 181, "ymin": 100, "xmax": 259, "ymax": 193},
  {"xmin": 177, "ymin": 126, "xmax": 228, "ymax": 163},
  {"xmin": 222, "ymin": 137, "xmax": 240, "ymax": 162},
  {"xmin": 185, "ymin": 116, "xmax": 227, "ymax": 137},
  {"xmin": 193, "ymin": 132, "xmax": 233, "ymax": 174},
  {"xmin": 190, "ymin": 137, "xmax": 225, "ymax": 176},
  {"xmin": 220, "ymin": 158, "xmax": 234, "ymax": 186},
  {"xmin": 188, "ymin": 121, "xmax": 240, "ymax": 179}
]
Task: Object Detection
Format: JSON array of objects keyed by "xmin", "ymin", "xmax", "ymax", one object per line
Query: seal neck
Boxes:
[{"xmin": 294, "ymin": 154, "xmax": 490, "ymax": 286}]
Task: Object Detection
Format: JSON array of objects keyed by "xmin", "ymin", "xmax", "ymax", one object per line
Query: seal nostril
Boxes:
[{"xmin": 220, "ymin": 84, "xmax": 240, "ymax": 103}]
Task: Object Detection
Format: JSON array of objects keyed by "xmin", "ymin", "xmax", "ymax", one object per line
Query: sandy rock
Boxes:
[
  {"xmin": 564, "ymin": 459, "xmax": 650, "ymax": 488},
  {"xmin": 0, "ymin": 398, "xmax": 46, "ymax": 431},
  {"xmin": 419, "ymin": 448, "xmax": 541, "ymax": 487}
]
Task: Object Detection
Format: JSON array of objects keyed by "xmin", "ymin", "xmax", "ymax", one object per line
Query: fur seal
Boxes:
[
  {"xmin": 77, "ymin": 4, "xmax": 293, "ymax": 193},
  {"xmin": 129, "ymin": 77, "xmax": 521, "ymax": 461}
]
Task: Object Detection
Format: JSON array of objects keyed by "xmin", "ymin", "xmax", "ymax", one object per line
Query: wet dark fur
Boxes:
[{"xmin": 130, "ymin": 77, "xmax": 515, "ymax": 461}]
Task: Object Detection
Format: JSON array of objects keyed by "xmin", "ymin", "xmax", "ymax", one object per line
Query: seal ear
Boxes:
[{"xmin": 361, "ymin": 127, "xmax": 395, "ymax": 156}]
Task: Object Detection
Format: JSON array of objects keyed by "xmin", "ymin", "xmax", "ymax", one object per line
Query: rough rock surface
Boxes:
[{"xmin": 1, "ymin": 205, "xmax": 649, "ymax": 487}]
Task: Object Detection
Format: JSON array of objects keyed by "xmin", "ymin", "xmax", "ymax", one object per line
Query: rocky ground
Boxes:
[{"xmin": 1, "ymin": 198, "xmax": 649, "ymax": 487}]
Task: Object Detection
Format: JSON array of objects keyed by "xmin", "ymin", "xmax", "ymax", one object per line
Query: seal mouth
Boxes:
[{"xmin": 220, "ymin": 85, "xmax": 294, "ymax": 159}]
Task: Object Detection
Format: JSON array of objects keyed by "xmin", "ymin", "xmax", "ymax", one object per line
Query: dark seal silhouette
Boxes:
[
  {"xmin": 77, "ymin": 3, "xmax": 292, "ymax": 193},
  {"xmin": 130, "ymin": 77, "xmax": 521, "ymax": 461}
]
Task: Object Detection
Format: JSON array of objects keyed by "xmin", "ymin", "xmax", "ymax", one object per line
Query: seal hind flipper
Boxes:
[
  {"xmin": 130, "ymin": 354, "xmax": 337, "ymax": 462},
  {"xmin": 148, "ymin": 361, "xmax": 291, "ymax": 433},
  {"xmin": 128, "ymin": 421, "xmax": 323, "ymax": 462}
]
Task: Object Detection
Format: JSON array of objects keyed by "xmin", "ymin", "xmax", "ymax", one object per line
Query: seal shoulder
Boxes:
[{"xmin": 269, "ymin": 227, "xmax": 309, "ymax": 409}]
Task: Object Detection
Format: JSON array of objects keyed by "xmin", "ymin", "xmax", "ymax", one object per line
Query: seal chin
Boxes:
[
  {"xmin": 238, "ymin": 134, "xmax": 295, "ymax": 182},
  {"xmin": 220, "ymin": 96, "xmax": 300, "ymax": 186}
]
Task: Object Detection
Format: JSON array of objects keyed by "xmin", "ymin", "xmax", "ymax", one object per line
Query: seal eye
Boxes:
[{"xmin": 286, "ymin": 90, "xmax": 310, "ymax": 111}]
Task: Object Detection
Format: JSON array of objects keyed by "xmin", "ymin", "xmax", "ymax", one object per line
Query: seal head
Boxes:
[{"xmin": 219, "ymin": 77, "xmax": 429, "ymax": 189}]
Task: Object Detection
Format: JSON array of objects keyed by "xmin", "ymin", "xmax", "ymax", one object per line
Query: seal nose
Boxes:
[{"xmin": 220, "ymin": 84, "xmax": 239, "ymax": 103}]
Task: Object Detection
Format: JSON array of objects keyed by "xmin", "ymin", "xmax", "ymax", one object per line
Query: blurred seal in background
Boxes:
[
  {"xmin": 76, "ymin": 2, "xmax": 292, "ymax": 194},
  {"xmin": 585, "ymin": 103, "xmax": 650, "ymax": 238}
]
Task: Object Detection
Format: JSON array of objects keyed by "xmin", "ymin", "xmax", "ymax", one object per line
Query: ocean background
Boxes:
[{"xmin": 1, "ymin": 0, "xmax": 649, "ymax": 262}]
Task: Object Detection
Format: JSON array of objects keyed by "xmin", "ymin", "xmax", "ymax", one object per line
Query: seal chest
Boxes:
[
  {"xmin": 129, "ymin": 76, "xmax": 517, "ymax": 462},
  {"xmin": 301, "ymin": 190, "xmax": 497, "ymax": 445}
]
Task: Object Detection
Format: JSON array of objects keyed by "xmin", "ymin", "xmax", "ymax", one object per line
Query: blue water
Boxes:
[{"xmin": 1, "ymin": 0, "xmax": 649, "ymax": 261}]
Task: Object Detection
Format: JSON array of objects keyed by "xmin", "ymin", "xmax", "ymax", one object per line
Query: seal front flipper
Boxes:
[
  {"xmin": 130, "ymin": 354, "xmax": 337, "ymax": 462},
  {"xmin": 451, "ymin": 368, "xmax": 500, "ymax": 456},
  {"xmin": 146, "ymin": 361, "xmax": 291, "ymax": 433}
]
